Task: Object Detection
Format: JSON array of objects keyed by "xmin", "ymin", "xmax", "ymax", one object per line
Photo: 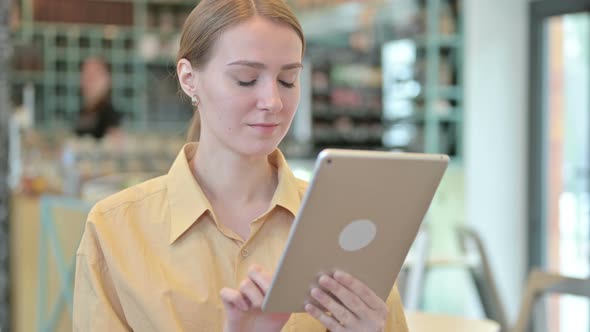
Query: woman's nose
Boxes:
[{"xmin": 256, "ymin": 81, "xmax": 283, "ymax": 112}]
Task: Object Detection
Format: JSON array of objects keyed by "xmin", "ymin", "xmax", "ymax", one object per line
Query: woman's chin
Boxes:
[{"xmin": 238, "ymin": 138, "xmax": 282, "ymax": 157}]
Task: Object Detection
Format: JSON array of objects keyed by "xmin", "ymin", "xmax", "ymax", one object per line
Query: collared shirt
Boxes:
[{"xmin": 73, "ymin": 143, "xmax": 409, "ymax": 331}]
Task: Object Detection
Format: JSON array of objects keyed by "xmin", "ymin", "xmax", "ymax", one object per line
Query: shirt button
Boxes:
[{"xmin": 241, "ymin": 249, "xmax": 249, "ymax": 258}]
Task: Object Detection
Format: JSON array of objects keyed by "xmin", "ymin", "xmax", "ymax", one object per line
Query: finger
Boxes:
[
  {"xmin": 333, "ymin": 271, "xmax": 389, "ymax": 316},
  {"xmin": 239, "ymin": 278, "xmax": 265, "ymax": 308},
  {"xmin": 220, "ymin": 287, "xmax": 249, "ymax": 311},
  {"xmin": 247, "ymin": 265, "xmax": 272, "ymax": 294},
  {"xmin": 310, "ymin": 287, "xmax": 357, "ymax": 329},
  {"xmin": 305, "ymin": 302, "xmax": 345, "ymax": 332},
  {"xmin": 318, "ymin": 274, "xmax": 370, "ymax": 319}
]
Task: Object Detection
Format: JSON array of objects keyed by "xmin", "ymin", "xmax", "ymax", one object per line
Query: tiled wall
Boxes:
[{"xmin": 0, "ymin": 1, "xmax": 11, "ymax": 329}]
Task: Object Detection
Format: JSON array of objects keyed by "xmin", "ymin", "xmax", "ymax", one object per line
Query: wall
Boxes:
[{"xmin": 464, "ymin": 0, "xmax": 530, "ymax": 322}]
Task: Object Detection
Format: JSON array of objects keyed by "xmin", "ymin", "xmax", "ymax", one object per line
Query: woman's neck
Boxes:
[
  {"xmin": 83, "ymin": 92, "xmax": 109, "ymax": 110},
  {"xmin": 190, "ymin": 141, "xmax": 277, "ymax": 207}
]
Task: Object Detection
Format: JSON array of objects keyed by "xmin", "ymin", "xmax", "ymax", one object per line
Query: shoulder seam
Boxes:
[{"xmin": 93, "ymin": 187, "xmax": 167, "ymax": 216}]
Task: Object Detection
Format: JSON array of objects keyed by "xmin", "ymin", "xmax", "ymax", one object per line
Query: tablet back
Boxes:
[{"xmin": 262, "ymin": 149, "xmax": 449, "ymax": 313}]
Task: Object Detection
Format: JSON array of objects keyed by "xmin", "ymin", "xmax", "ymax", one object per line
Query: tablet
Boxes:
[{"xmin": 262, "ymin": 149, "xmax": 449, "ymax": 313}]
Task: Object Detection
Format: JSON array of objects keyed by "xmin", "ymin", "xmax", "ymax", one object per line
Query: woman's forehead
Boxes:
[{"xmin": 210, "ymin": 17, "xmax": 303, "ymax": 65}]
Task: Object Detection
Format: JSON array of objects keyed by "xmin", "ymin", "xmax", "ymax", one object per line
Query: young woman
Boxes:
[{"xmin": 73, "ymin": 1, "xmax": 409, "ymax": 331}]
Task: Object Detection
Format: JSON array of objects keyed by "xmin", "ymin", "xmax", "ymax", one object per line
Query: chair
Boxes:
[
  {"xmin": 457, "ymin": 226, "xmax": 509, "ymax": 330},
  {"xmin": 406, "ymin": 311, "xmax": 500, "ymax": 332},
  {"xmin": 38, "ymin": 195, "xmax": 92, "ymax": 332},
  {"xmin": 400, "ymin": 225, "xmax": 508, "ymax": 323},
  {"xmin": 510, "ymin": 269, "xmax": 590, "ymax": 332}
]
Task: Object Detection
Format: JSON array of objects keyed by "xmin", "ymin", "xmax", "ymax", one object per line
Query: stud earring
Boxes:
[{"xmin": 191, "ymin": 95, "xmax": 199, "ymax": 107}]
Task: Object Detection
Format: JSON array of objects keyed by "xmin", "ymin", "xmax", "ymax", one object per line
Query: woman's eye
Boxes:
[
  {"xmin": 238, "ymin": 79, "xmax": 257, "ymax": 87},
  {"xmin": 237, "ymin": 79, "xmax": 295, "ymax": 88},
  {"xmin": 279, "ymin": 80, "xmax": 295, "ymax": 88}
]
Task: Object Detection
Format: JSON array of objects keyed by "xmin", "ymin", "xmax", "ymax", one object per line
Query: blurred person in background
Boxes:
[
  {"xmin": 74, "ymin": 56, "xmax": 122, "ymax": 139},
  {"xmin": 72, "ymin": 1, "xmax": 409, "ymax": 331}
]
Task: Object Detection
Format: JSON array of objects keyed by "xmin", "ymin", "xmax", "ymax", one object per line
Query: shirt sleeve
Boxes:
[
  {"xmin": 73, "ymin": 215, "xmax": 130, "ymax": 331},
  {"xmin": 383, "ymin": 284, "xmax": 409, "ymax": 332}
]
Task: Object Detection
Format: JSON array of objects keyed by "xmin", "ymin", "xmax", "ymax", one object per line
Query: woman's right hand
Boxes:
[{"xmin": 220, "ymin": 264, "xmax": 291, "ymax": 332}]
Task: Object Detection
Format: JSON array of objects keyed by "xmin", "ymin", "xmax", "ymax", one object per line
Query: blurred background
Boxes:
[{"xmin": 0, "ymin": 0, "xmax": 589, "ymax": 331}]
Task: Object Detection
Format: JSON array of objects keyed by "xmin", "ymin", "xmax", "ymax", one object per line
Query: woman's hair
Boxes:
[{"xmin": 177, "ymin": 0, "xmax": 305, "ymax": 141}]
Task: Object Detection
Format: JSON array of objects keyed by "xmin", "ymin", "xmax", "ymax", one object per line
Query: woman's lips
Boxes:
[
  {"xmin": 250, "ymin": 123, "xmax": 279, "ymax": 127},
  {"xmin": 248, "ymin": 123, "xmax": 280, "ymax": 134}
]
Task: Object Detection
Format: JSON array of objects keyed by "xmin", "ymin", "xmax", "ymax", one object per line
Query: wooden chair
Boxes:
[
  {"xmin": 510, "ymin": 269, "xmax": 590, "ymax": 332},
  {"xmin": 457, "ymin": 226, "xmax": 509, "ymax": 329}
]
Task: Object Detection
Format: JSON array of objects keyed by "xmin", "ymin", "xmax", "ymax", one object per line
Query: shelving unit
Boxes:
[
  {"xmin": 395, "ymin": 0, "xmax": 463, "ymax": 159},
  {"xmin": 12, "ymin": 25, "xmax": 140, "ymax": 126},
  {"xmin": 305, "ymin": 46, "xmax": 383, "ymax": 151},
  {"xmin": 10, "ymin": 0, "xmax": 197, "ymax": 131},
  {"xmin": 298, "ymin": 0, "xmax": 463, "ymax": 159}
]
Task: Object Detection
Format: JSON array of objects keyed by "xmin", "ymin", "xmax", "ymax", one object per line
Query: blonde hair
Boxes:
[{"xmin": 177, "ymin": 0, "xmax": 306, "ymax": 141}]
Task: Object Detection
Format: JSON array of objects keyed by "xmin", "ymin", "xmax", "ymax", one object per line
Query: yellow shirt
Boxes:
[{"xmin": 73, "ymin": 143, "xmax": 409, "ymax": 331}]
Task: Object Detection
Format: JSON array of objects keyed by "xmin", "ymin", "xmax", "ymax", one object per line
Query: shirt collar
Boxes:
[
  {"xmin": 166, "ymin": 143, "xmax": 302, "ymax": 244},
  {"xmin": 166, "ymin": 143, "xmax": 212, "ymax": 244},
  {"xmin": 267, "ymin": 148, "xmax": 301, "ymax": 218}
]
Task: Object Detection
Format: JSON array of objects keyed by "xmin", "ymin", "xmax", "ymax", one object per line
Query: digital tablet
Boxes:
[{"xmin": 262, "ymin": 149, "xmax": 449, "ymax": 313}]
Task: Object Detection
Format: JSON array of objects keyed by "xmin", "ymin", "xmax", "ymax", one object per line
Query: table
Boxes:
[{"xmin": 406, "ymin": 311, "xmax": 500, "ymax": 332}]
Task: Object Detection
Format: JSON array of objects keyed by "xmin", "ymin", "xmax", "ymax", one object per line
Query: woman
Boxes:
[
  {"xmin": 74, "ymin": 57, "xmax": 122, "ymax": 139},
  {"xmin": 73, "ymin": 1, "xmax": 409, "ymax": 331}
]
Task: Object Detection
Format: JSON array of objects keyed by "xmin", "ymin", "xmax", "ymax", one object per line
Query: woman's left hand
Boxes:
[{"xmin": 304, "ymin": 270, "xmax": 389, "ymax": 332}]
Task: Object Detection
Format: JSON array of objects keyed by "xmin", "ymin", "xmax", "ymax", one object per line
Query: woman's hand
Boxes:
[
  {"xmin": 304, "ymin": 271, "xmax": 389, "ymax": 332},
  {"xmin": 220, "ymin": 264, "xmax": 291, "ymax": 332}
]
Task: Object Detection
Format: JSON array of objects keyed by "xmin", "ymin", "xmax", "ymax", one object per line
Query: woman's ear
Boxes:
[{"xmin": 177, "ymin": 58, "xmax": 198, "ymax": 99}]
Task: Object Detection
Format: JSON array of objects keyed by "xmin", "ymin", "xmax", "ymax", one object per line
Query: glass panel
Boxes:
[{"xmin": 544, "ymin": 12, "xmax": 590, "ymax": 332}]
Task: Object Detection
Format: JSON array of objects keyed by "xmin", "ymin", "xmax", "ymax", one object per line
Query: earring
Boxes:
[{"xmin": 191, "ymin": 95, "xmax": 200, "ymax": 107}]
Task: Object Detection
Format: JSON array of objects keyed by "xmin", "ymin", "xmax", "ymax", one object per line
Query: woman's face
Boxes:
[
  {"xmin": 193, "ymin": 16, "xmax": 303, "ymax": 157},
  {"xmin": 81, "ymin": 59, "xmax": 111, "ymax": 105}
]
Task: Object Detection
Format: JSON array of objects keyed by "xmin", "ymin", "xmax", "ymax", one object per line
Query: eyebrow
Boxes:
[{"xmin": 227, "ymin": 60, "xmax": 303, "ymax": 70}]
